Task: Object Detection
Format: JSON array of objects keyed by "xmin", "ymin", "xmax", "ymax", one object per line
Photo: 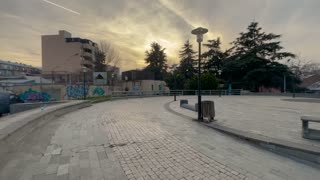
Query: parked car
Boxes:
[
  {"xmin": 0, "ymin": 92, "xmax": 23, "ymax": 117},
  {"xmin": 0, "ymin": 92, "xmax": 10, "ymax": 117}
]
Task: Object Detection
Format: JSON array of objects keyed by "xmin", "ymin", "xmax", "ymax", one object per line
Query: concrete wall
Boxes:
[
  {"xmin": 4, "ymin": 84, "xmax": 65, "ymax": 101},
  {"xmin": 10, "ymin": 101, "xmax": 65, "ymax": 114}
]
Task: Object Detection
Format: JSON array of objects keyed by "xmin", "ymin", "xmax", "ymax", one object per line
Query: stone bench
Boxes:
[{"xmin": 301, "ymin": 115, "xmax": 320, "ymax": 140}]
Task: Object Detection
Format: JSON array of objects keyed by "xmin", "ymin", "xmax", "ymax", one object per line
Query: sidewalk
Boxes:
[{"xmin": 170, "ymin": 96, "xmax": 320, "ymax": 149}]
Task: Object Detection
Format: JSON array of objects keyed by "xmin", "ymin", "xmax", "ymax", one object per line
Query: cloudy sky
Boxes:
[{"xmin": 0, "ymin": 0, "xmax": 319, "ymax": 70}]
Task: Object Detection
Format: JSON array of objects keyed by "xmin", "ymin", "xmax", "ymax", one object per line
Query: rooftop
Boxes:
[{"xmin": 0, "ymin": 60, "xmax": 40, "ymax": 69}]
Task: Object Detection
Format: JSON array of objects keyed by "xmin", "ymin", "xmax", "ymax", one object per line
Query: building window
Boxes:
[
  {"xmin": 83, "ymin": 48, "xmax": 92, "ymax": 53},
  {"xmin": 151, "ymin": 85, "xmax": 154, "ymax": 91}
]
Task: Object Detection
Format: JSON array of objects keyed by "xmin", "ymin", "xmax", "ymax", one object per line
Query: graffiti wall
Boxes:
[
  {"xmin": 19, "ymin": 88, "xmax": 52, "ymax": 102},
  {"xmin": 92, "ymin": 87, "xmax": 105, "ymax": 96},
  {"xmin": 66, "ymin": 85, "xmax": 89, "ymax": 98}
]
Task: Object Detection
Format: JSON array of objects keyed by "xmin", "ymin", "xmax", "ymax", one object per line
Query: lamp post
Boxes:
[
  {"xmin": 170, "ymin": 64, "xmax": 178, "ymax": 101},
  {"xmin": 111, "ymin": 73, "xmax": 115, "ymax": 92},
  {"xmin": 82, "ymin": 66, "xmax": 87, "ymax": 100},
  {"xmin": 218, "ymin": 69, "xmax": 222, "ymax": 97},
  {"xmin": 125, "ymin": 76, "xmax": 128, "ymax": 91},
  {"xmin": 191, "ymin": 27, "xmax": 208, "ymax": 121}
]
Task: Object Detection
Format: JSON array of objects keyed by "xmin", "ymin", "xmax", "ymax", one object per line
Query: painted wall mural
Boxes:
[
  {"xmin": 19, "ymin": 88, "xmax": 51, "ymax": 102},
  {"xmin": 92, "ymin": 87, "xmax": 105, "ymax": 96},
  {"xmin": 66, "ymin": 85, "xmax": 89, "ymax": 98}
]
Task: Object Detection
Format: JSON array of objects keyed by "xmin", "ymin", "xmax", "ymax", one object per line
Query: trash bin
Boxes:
[{"xmin": 201, "ymin": 101, "xmax": 215, "ymax": 122}]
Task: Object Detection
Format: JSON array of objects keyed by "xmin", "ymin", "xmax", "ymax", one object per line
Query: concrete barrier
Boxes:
[
  {"xmin": 180, "ymin": 100, "xmax": 196, "ymax": 111},
  {"xmin": 10, "ymin": 101, "xmax": 66, "ymax": 114},
  {"xmin": 0, "ymin": 101, "xmax": 91, "ymax": 141}
]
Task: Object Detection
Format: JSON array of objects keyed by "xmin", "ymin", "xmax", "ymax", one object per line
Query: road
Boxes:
[{"xmin": 0, "ymin": 97, "xmax": 319, "ymax": 180}]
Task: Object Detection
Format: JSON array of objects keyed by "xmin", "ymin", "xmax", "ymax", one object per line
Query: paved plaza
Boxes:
[
  {"xmin": 0, "ymin": 97, "xmax": 320, "ymax": 180},
  {"xmin": 171, "ymin": 96, "xmax": 320, "ymax": 148}
]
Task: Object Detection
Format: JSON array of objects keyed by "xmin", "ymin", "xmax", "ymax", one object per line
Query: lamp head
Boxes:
[{"xmin": 191, "ymin": 27, "xmax": 208, "ymax": 43}]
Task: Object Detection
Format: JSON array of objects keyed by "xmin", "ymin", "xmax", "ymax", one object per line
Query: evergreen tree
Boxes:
[
  {"xmin": 202, "ymin": 37, "xmax": 229, "ymax": 74},
  {"xmin": 223, "ymin": 22, "xmax": 296, "ymax": 91},
  {"xmin": 178, "ymin": 40, "xmax": 197, "ymax": 79},
  {"xmin": 231, "ymin": 22, "xmax": 295, "ymax": 61},
  {"xmin": 145, "ymin": 42, "xmax": 167, "ymax": 80}
]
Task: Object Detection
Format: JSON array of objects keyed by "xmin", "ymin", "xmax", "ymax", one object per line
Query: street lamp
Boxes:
[
  {"xmin": 82, "ymin": 66, "xmax": 88, "ymax": 100},
  {"xmin": 191, "ymin": 27, "xmax": 208, "ymax": 121},
  {"xmin": 170, "ymin": 64, "xmax": 178, "ymax": 101}
]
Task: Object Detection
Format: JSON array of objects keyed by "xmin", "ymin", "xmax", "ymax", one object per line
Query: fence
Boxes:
[
  {"xmin": 111, "ymin": 89, "xmax": 320, "ymax": 99},
  {"xmin": 111, "ymin": 89, "xmax": 243, "ymax": 98}
]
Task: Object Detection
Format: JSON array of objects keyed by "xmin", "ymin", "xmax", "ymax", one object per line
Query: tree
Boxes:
[
  {"xmin": 94, "ymin": 41, "xmax": 121, "ymax": 73},
  {"xmin": 164, "ymin": 71, "xmax": 185, "ymax": 90},
  {"xmin": 222, "ymin": 22, "xmax": 297, "ymax": 91},
  {"xmin": 145, "ymin": 42, "xmax": 168, "ymax": 80},
  {"xmin": 202, "ymin": 37, "xmax": 229, "ymax": 74},
  {"xmin": 231, "ymin": 22, "xmax": 295, "ymax": 61},
  {"xmin": 178, "ymin": 40, "xmax": 197, "ymax": 79},
  {"xmin": 286, "ymin": 56, "xmax": 320, "ymax": 79},
  {"xmin": 94, "ymin": 49, "xmax": 106, "ymax": 72},
  {"xmin": 186, "ymin": 72, "xmax": 218, "ymax": 90}
]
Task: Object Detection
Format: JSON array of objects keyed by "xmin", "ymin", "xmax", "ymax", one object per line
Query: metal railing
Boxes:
[{"xmin": 111, "ymin": 89, "xmax": 243, "ymax": 99}]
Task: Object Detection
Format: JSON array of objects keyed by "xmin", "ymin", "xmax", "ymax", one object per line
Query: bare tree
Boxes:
[
  {"xmin": 301, "ymin": 62, "xmax": 320, "ymax": 77},
  {"xmin": 98, "ymin": 41, "xmax": 121, "ymax": 72},
  {"xmin": 286, "ymin": 56, "xmax": 320, "ymax": 79}
]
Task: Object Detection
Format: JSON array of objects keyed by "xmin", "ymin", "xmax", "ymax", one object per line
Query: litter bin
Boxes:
[{"xmin": 201, "ymin": 101, "xmax": 215, "ymax": 122}]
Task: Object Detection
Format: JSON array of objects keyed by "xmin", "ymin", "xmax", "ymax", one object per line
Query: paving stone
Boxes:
[
  {"xmin": 57, "ymin": 164, "xmax": 69, "ymax": 176},
  {"xmin": 1, "ymin": 97, "xmax": 320, "ymax": 180}
]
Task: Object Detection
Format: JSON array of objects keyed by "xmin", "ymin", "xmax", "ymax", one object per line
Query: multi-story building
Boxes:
[
  {"xmin": 0, "ymin": 60, "xmax": 41, "ymax": 78},
  {"xmin": 42, "ymin": 30, "xmax": 98, "ymax": 84}
]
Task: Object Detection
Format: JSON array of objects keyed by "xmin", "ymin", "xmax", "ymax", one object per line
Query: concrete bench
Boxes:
[
  {"xmin": 180, "ymin": 100, "xmax": 215, "ymax": 123},
  {"xmin": 180, "ymin": 100, "xmax": 196, "ymax": 111},
  {"xmin": 301, "ymin": 115, "xmax": 320, "ymax": 140}
]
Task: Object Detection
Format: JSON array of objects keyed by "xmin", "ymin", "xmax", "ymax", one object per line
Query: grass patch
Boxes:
[{"xmin": 86, "ymin": 96, "xmax": 111, "ymax": 103}]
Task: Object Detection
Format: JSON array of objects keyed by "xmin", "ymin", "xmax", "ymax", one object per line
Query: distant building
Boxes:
[
  {"xmin": 121, "ymin": 69, "xmax": 169, "ymax": 92},
  {"xmin": 41, "ymin": 30, "xmax": 98, "ymax": 84},
  {"xmin": 0, "ymin": 74, "xmax": 51, "ymax": 86},
  {"xmin": 122, "ymin": 70, "xmax": 155, "ymax": 81},
  {"xmin": 0, "ymin": 60, "xmax": 40, "ymax": 78},
  {"xmin": 300, "ymin": 74, "xmax": 320, "ymax": 92}
]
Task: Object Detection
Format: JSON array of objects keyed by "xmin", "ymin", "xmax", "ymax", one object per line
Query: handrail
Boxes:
[{"xmin": 111, "ymin": 89, "xmax": 243, "ymax": 98}]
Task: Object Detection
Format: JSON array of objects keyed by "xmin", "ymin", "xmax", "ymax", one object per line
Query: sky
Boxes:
[{"xmin": 0, "ymin": 0, "xmax": 319, "ymax": 70}]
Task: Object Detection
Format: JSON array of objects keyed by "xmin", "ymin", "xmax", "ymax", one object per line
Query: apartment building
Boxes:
[
  {"xmin": 0, "ymin": 60, "xmax": 40, "ymax": 78},
  {"xmin": 42, "ymin": 30, "xmax": 98, "ymax": 83}
]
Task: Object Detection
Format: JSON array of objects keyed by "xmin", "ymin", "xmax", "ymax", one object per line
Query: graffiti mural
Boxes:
[
  {"xmin": 19, "ymin": 88, "xmax": 51, "ymax": 102},
  {"xmin": 66, "ymin": 85, "xmax": 89, "ymax": 98},
  {"xmin": 92, "ymin": 87, "xmax": 105, "ymax": 96}
]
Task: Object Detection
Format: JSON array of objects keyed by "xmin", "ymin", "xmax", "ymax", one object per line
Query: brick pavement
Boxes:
[
  {"xmin": 0, "ymin": 97, "xmax": 320, "ymax": 180},
  {"xmin": 101, "ymin": 110, "xmax": 246, "ymax": 180}
]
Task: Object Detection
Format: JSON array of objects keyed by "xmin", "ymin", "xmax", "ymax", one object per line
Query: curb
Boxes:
[
  {"xmin": 0, "ymin": 101, "xmax": 91, "ymax": 142},
  {"xmin": 164, "ymin": 101, "xmax": 320, "ymax": 164}
]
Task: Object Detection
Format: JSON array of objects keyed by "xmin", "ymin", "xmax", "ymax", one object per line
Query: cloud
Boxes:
[{"xmin": 0, "ymin": 0, "xmax": 319, "ymax": 70}]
